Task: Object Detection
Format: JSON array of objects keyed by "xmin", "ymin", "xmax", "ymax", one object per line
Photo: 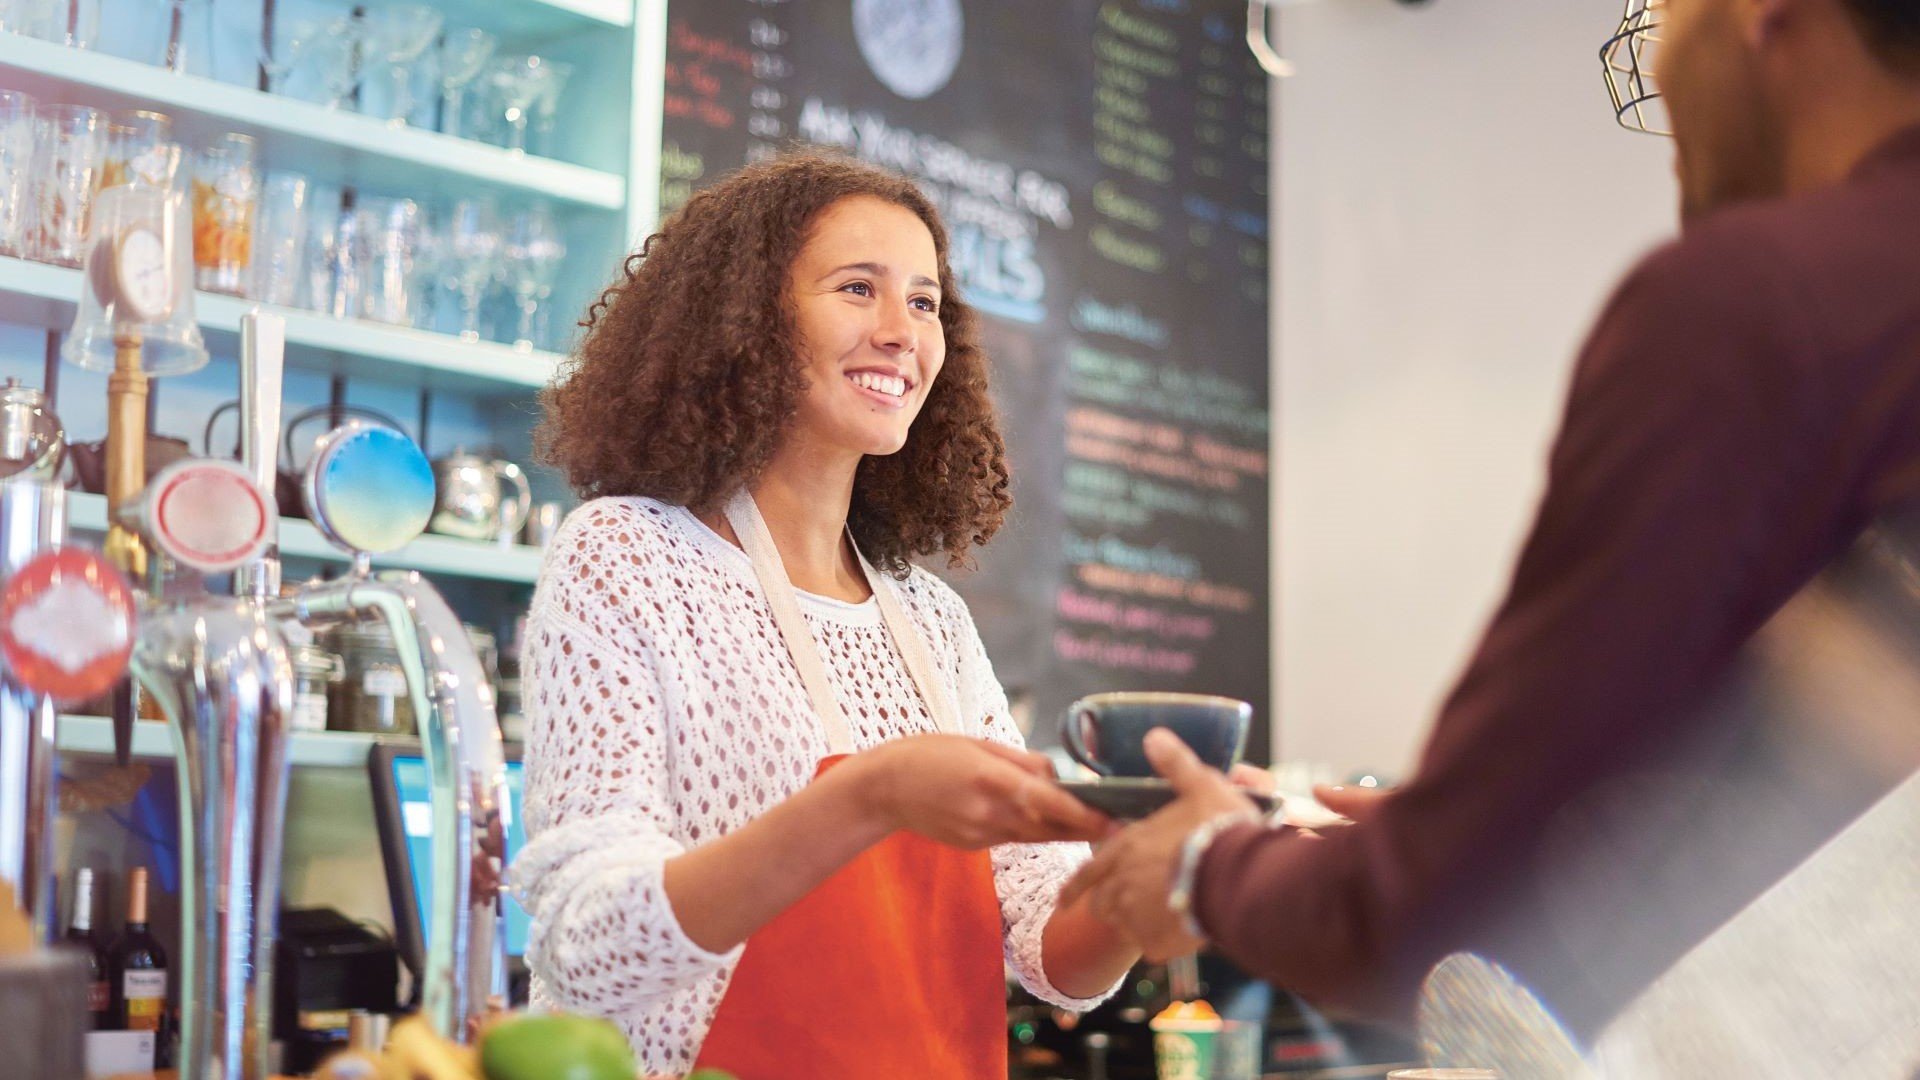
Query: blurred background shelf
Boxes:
[
  {"xmin": 0, "ymin": 257, "xmax": 559, "ymax": 396},
  {"xmin": 66, "ymin": 492, "xmax": 547, "ymax": 584},
  {"xmin": 0, "ymin": 33, "xmax": 626, "ymax": 211},
  {"xmin": 465, "ymin": 0, "xmax": 637, "ymax": 36},
  {"xmin": 56, "ymin": 714, "xmax": 381, "ymax": 767}
]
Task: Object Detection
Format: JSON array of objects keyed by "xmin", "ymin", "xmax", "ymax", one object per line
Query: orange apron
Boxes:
[{"xmin": 691, "ymin": 493, "xmax": 1008, "ymax": 1078}]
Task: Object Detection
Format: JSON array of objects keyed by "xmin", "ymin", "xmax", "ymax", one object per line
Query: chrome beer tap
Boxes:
[
  {"xmin": 63, "ymin": 180, "xmax": 295, "ymax": 1079},
  {"xmin": 279, "ymin": 421, "xmax": 511, "ymax": 1042},
  {"xmin": 0, "ymin": 384, "xmax": 73, "ymax": 941},
  {"xmin": 114, "ymin": 311, "xmax": 293, "ymax": 1080}
]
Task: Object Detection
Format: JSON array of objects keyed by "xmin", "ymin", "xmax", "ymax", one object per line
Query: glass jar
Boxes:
[
  {"xmin": 328, "ymin": 622, "xmax": 413, "ymax": 735},
  {"xmin": 29, "ymin": 102, "xmax": 105, "ymax": 267},
  {"xmin": 189, "ymin": 131, "xmax": 257, "ymax": 295},
  {"xmin": 289, "ymin": 643, "xmax": 343, "ymax": 734},
  {"xmin": 0, "ymin": 91, "xmax": 35, "ymax": 258},
  {"xmin": 101, "ymin": 110, "xmax": 180, "ymax": 192}
]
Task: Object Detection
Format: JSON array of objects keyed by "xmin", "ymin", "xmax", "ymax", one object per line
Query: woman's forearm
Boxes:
[
  {"xmin": 661, "ymin": 758, "xmax": 892, "ymax": 953},
  {"xmin": 1041, "ymin": 891, "xmax": 1143, "ymax": 1000}
]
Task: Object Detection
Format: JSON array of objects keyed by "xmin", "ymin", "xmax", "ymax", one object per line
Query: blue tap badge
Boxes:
[{"xmin": 305, "ymin": 422, "xmax": 436, "ymax": 556}]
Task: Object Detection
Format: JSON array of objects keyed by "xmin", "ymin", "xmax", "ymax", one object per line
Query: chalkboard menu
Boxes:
[{"xmin": 661, "ymin": 0, "xmax": 1273, "ymax": 757}]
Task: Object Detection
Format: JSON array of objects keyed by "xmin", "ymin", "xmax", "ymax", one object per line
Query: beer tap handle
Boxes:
[{"xmin": 236, "ymin": 311, "xmax": 285, "ymax": 600}]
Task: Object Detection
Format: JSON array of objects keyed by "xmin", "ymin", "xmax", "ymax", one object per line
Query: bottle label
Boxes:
[
  {"xmin": 123, "ymin": 969, "xmax": 167, "ymax": 1030},
  {"xmin": 363, "ymin": 667, "xmax": 406, "ymax": 697},
  {"xmin": 292, "ymin": 688, "xmax": 329, "ymax": 733},
  {"xmin": 87, "ymin": 979, "xmax": 108, "ymax": 1014}
]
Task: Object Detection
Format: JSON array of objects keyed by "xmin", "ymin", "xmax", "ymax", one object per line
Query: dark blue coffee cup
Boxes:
[{"xmin": 1060, "ymin": 692, "xmax": 1252, "ymax": 778}]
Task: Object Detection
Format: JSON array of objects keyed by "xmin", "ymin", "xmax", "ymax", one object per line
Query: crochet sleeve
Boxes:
[
  {"xmin": 512, "ymin": 524, "xmax": 743, "ymax": 1017},
  {"xmin": 941, "ymin": 586, "xmax": 1125, "ymax": 1011}
]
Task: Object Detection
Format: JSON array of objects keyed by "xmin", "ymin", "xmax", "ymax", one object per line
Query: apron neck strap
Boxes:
[{"xmin": 723, "ymin": 490, "xmax": 960, "ymax": 757}]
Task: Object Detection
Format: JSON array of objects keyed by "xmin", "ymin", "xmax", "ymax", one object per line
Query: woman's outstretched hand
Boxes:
[{"xmin": 851, "ymin": 734, "xmax": 1112, "ymax": 848}]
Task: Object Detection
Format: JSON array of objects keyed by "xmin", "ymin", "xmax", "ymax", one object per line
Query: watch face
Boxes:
[
  {"xmin": 114, "ymin": 226, "xmax": 173, "ymax": 323},
  {"xmin": 853, "ymin": 0, "xmax": 965, "ymax": 101}
]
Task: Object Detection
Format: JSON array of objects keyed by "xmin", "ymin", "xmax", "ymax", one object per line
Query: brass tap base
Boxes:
[{"xmin": 105, "ymin": 337, "xmax": 149, "ymax": 580}]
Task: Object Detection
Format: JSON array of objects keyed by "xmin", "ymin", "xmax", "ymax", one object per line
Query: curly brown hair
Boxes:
[{"xmin": 537, "ymin": 150, "xmax": 1011, "ymax": 574}]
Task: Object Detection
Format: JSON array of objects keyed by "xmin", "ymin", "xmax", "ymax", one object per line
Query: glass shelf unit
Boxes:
[
  {"xmin": 0, "ymin": 256, "xmax": 558, "ymax": 396},
  {"xmin": 0, "ymin": 34, "xmax": 626, "ymax": 211},
  {"xmin": 66, "ymin": 491, "xmax": 547, "ymax": 584},
  {"xmin": 56, "ymin": 714, "xmax": 382, "ymax": 768}
]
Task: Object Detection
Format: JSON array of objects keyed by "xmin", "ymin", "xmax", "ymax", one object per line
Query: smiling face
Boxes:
[{"xmin": 784, "ymin": 194, "xmax": 946, "ymax": 462}]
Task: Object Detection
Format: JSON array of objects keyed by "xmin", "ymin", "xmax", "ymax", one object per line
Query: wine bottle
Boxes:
[
  {"xmin": 108, "ymin": 866, "xmax": 169, "ymax": 1048},
  {"xmin": 63, "ymin": 867, "xmax": 112, "ymax": 1029}
]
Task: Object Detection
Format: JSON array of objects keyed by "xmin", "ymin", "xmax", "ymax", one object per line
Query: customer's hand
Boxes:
[
  {"xmin": 1060, "ymin": 729, "xmax": 1259, "ymax": 960},
  {"xmin": 854, "ymin": 734, "xmax": 1112, "ymax": 848}
]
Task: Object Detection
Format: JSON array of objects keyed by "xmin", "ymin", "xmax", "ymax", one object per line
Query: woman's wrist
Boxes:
[{"xmin": 820, "ymin": 750, "xmax": 899, "ymax": 845}]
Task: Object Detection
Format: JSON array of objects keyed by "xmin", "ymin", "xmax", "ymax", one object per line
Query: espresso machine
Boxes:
[{"xmin": 45, "ymin": 180, "xmax": 511, "ymax": 1077}]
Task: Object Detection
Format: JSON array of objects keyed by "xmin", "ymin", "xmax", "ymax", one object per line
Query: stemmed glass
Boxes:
[
  {"xmin": 257, "ymin": 16, "xmax": 329, "ymax": 97},
  {"xmin": 529, "ymin": 61, "xmax": 573, "ymax": 158},
  {"xmin": 439, "ymin": 197, "xmax": 500, "ymax": 341},
  {"xmin": 503, "ymin": 203, "xmax": 565, "ymax": 350},
  {"xmin": 486, "ymin": 55, "xmax": 555, "ymax": 153},
  {"xmin": 437, "ymin": 28, "xmax": 496, "ymax": 139},
  {"xmin": 361, "ymin": 5, "xmax": 444, "ymax": 125},
  {"xmin": 306, "ymin": 16, "xmax": 364, "ymax": 110}
]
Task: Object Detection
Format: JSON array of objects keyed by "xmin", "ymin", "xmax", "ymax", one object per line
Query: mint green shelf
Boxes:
[
  {"xmin": 0, "ymin": 34, "xmax": 626, "ymax": 211},
  {"xmin": 0, "ymin": 257, "xmax": 559, "ymax": 396},
  {"xmin": 66, "ymin": 492, "xmax": 547, "ymax": 584},
  {"xmin": 56, "ymin": 714, "xmax": 381, "ymax": 768}
]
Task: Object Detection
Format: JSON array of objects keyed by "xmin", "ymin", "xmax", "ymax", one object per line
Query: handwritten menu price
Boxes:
[{"xmin": 660, "ymin": 0, "xmax": 1274, "ymax": 756}]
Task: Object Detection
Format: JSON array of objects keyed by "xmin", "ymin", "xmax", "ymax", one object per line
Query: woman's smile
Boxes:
[{"xmin": 846, "ymin": 367, "xmax": 914, "ymax": 408}]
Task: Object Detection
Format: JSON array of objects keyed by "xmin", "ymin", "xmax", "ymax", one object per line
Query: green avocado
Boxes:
[
  {"xmin": 684, "ymin": 1071, "xmax": 740, "ymax": 1080},
  {"xmin": 479, "ymin": 1013, "xmax": 638, "ymax": 1080}
]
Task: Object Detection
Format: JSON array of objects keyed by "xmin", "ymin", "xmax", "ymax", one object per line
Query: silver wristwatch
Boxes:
[{"xmin": 1166, "ymin": 811, "xmax": 1262, "ymax": 940}]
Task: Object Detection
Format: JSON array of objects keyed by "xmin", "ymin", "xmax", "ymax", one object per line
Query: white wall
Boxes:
[{"xmin": 1271, "ymin": 0, "xmax": 1678, "ymax": 775}]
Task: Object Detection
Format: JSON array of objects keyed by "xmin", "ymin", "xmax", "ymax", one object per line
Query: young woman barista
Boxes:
[{"xmin": 513, "ymin": 152, "xmax": 1142, "ymax": 1078}]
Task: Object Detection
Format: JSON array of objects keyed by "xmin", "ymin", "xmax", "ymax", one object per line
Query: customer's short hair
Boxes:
[{"xmin": 1843, "ymin": 0, "xmax": 1920, "ymax": 73}]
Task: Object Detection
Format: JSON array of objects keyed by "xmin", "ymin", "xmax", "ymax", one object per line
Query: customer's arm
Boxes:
[{"xmin": 1195, "ymin": 233, "xmax": 1844, "ymax": 1016}]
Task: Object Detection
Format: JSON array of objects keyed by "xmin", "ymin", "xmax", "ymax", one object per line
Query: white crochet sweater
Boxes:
[{"xmin": 511, "ymin": 497, "xmax": 1115, "ymax": 1073}]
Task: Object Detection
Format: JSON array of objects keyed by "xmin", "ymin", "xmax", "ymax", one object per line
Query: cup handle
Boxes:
[
  {"xmin": 1060, "ymin": 705, "xmax": 1108, "ymax": 777},
  {"xmin": 495, "ymin": 460, "xmax": 532, "ymax": 544}
]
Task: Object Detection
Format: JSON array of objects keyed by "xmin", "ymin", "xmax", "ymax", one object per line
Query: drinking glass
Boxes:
[
  {"xmin": 314, "ymin": 193, "xmax": 363, "ymax": 319},
  {"xmin": 28, "ymin": 102, "xmax": 104, "ymax": 266},
  {"xmin": 357, "ymin": 195, "xmax": 423, "ymax": 326},
  {"xmin": 190, "ymin": 131, "xmax": 258, "ymax": 295},
  {"xmin": 529, "ymin": 60, "xmax": 573, "ymax": 158},
  {"xmin": 101, "ymin": 109, "xmax": 179, "ymax": 191},
  {"xmin": 503, "ymin": 203, "xmax": 565, "ymax": 350},
  {"xmin": 158, "ymin": 0, "xmax": 213, "ymax": 76},
  {"xmin": 0, "ymin": 0, "xmax": 55, "ymax": 36},
  {"xmin": 436, "ymin": 28, "xmax": 496, "ymax": 139},
  {"xmin": 485, "ymin": 54, "xmax": 554, "ymax": 152},
  {"xmin": 257, "ymin": 15, "xmax": 328, "ymax": 97},
  {"xmin": 439, "ymin": 197, "xmax": 500, "ymax": 340},
  {"xmin": 0, "ymin": 91, "xmax": 34, "ymax": 257},
  {"xmin": 14, "ymin": 0, "xmax": 96, "ymax": 47},
  {"xmin": 251, "ymin": 172, "xmax": 308, "ymax": 306},
  {"xmin": 360, "ymin": 5, "xmax": 443, "ymax": 124},
  {"xmin": 306, "ymin": 16, "xmax": 364, "ymax": 110}
]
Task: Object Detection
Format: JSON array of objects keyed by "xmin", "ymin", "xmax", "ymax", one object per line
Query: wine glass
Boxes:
[
  {"xmin": 436, "ymin": 28, "xmax": 496, "ymax": 139},
  {"xmin": 439, "ymin": 197, "xmax": 500, "ymax": 341},
  {"xmin": 361, "ymin": 5, "xmax": 444, "ymax": 125},
  {"xmin": 306, "ymin": 15, "xmax": 364, "ymax": 110},
  {"xmin": 503, "ymin": 203, "xmax": 565, "ymax": 350},
  {"xmin": 530, "ymin": 60, "xmax": 573, "ymax": 158},
  {"xmin": 257, "ymin": 16, "xmax": 329, "ymax": 97},
  {"xmin": 485, "ymin": 54, "xmax": 555, "ymax": 153}
]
